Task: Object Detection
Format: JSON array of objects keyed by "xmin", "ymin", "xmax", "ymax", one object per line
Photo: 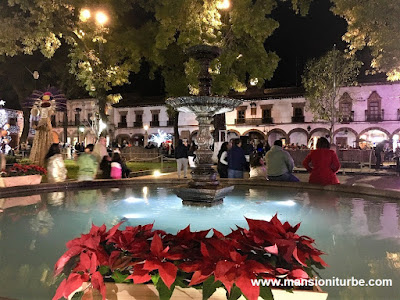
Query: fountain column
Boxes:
[{"xmin": 166, "ymin": 45, "xmax": 242, "ymax": 205}]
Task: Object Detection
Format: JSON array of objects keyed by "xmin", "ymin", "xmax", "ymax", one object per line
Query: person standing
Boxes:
[
  {"xmin": 227, "ymin": 139, "xmax": 247, "ymax": 178},
  {"xmin": 374, "ymin": 142, "xmax": 384, "ymax": 169},
  {"xmin": 265, "ymin": 140, "xmax": 299, "ymax": 182},
  {"xmin": 302, "ymin": 137, "xmax": 341, "ymax": 185},
  {"xmin": 188, "ymin": 141, "xmax": 198, "ymax": 168},
  {"xmin": 175, "ymin": 139, "xmax": 189, "ymax": 179},
  {"xmin": 45, "ymin": 143, "xmax": 67, "ymax": 183},
  {"xmin": 217, "ymin": 142, "xmax": 229, "ymax": 178}
]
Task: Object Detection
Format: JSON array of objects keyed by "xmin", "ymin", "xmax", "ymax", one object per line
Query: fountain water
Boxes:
[{"xmin": 166, "ymin": 45, "xmax": 242, "ymax": 205}]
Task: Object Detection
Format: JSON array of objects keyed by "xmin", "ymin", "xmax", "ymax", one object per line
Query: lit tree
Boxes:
[
  {"xmin": 332, "ymin": 0, "xmax": 400, "ymax": 80},
  {"xmin": 302, "ymin": 48, "xmax": 361, "ymax": 142},
  {"xmin": 0, "ymin": 0, "xmax": 314, "ymax": 136}
]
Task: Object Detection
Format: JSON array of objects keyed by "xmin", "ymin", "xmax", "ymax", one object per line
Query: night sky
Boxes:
[{"xmin": 265, "ymin": 0, "xmax": 347, "ymax": 88}]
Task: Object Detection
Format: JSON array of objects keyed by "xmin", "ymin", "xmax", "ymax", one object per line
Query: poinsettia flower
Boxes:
[{"xmin": 142, "ymin": 234, "xmax": 182, "ymax": 288}]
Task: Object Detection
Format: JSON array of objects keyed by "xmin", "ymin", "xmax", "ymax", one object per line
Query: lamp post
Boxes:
[{"xmin": 143, "ymin": 124, "xmax": 149, "ymax": 146}]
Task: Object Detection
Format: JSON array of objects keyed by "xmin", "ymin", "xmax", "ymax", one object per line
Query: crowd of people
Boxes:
[
  {"xmin": 44, "ymin": 136, "xmax": 131, "ymax": 183},
  {"xmin": 215, "ymin": 137, "xmax": 341, "ymax": 186}
]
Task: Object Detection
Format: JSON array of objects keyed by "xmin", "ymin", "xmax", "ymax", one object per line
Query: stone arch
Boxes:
[
  {"xmin": 266, "ymin": 128, "xmax": 288, "ymax": 144},
  {"xmin": 115, "ymin": 134, "xmax": 131, "ymax": 144},
  {"xmin": 287, "ymin": 128, "xmax": 309, "ymax": 144},
  {"xmin": 131, "ymin": 133, "xmax": 144, "ymax": 146},
  {"xmin": 392, "ymin": 128, "xmax": 400, "ymax": 137},
  {"xmin": 227, "ymin": 129, "xmax": 240, "ymax": 136},
  {"xmin": 359, "ymin": 127, "xmax": 391, "ymax": 140},
  {"xmin": 242, "ymin": 129, "xmax": 266, "ymax": 139},
  {"xmin": 309, "ymin": 127, "xmax": 330, "ymax": 138},
  {"xmin": 333, "ymin": 127, "xmax": 358, "ymax": 140}
]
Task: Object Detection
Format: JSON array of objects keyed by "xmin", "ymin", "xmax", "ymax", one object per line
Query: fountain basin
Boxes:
[
  {"xmin": 174, "ymin": 184, "xmax": 234, "ymax": 206},
  {"xmin": 166, "ymin": 96, "xmax": 242, "ymax": 115}
]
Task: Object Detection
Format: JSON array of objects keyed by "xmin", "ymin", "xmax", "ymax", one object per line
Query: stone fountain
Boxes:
[{"xmin": 166, "ymin": 45, "xmax": 242, "ymax": 205}]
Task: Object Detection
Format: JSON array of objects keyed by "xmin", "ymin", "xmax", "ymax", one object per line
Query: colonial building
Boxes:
[{"xmin": 47, "ymin": 81, "xmax": 400, "ymax": 151}]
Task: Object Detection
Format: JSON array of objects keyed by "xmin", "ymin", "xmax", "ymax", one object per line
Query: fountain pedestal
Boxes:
[{"xmin": 166, "ymin": 45, "xmax": 242, "ymax": 205}]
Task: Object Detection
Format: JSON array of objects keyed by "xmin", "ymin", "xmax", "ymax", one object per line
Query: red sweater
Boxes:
[{"xmin": 302, "ymin": 149, "xmax": 341, "ymax": 185}]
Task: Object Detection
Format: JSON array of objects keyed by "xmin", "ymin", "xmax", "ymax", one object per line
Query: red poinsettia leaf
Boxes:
[
  {"xmin": 230, "ymin": 250, "xmax": 246, "ymax": 263},
  {"xmin": 150, "ymin": 234, "xmax": 163, "ymax": 255},
  {"xmin": 311, "ymin": 254, "xmax": 329, "ymax": 267},
  {"xmin": 105, "ymin": 221, "xmax": 124, "ymax": 240},
  {"xmin": 200, "ymin": 242, "xmax": 210, "ymax": 257},
  {"xmin": 289, "ymin": 268, "xmax": 309, "ymax": 279},
  {"xmin": 270, "ymin": 214, "xmax": 286, "ymax": 235},
  {"xmin": 235, "ymin": 272, "xmax": 260, "ymax": 300},
  {"xmin": 158, "ymin": 261, "xmax": 178, "ymax": 289},
  {"xmin": 90, "ymin": 252, "xmax": 98, "ymax": 274},
  {"xmin": 292, "ymin": 247, "xmax": 307, "ymax": 267},
  {"xmin": 127, "ymin": 267, "xmax": 152, "ymax": 284},
  {"xmin": 212, "ymin": 228, "xmax": 225, "ymax": 238},
  {"xmin": 52, "ymin": 278, "xmax": 67, "ymax": 300},
  {"xmin": 245, "ymin": 260, "xmax": 273, "ymax": 274},
  {"xmin": 264, "ymin": 244, "xmax": 278, "ymax": 255},
  {"xmin": 215, "ymin": 260, "xmax": 236, "ymax": 279},
  {"xmin": 179, "ymin": 262, "xmax": 201, "ymax": 273},
  {"xmin": 74, "ymin": 252, "xmax": 91, "ymax": 272},
  {"xmin": 275, "ymin": 268, "xmax": 289, "ymax": 274},
  {"xmin": 91, "ymin": 271, "xmax": 106, "ymax": 300},
  {"xmin": 143, "ymin": 259, "xmax": 162, "ymax": 272},
  {"xmin": 54, "ymin": 246, "xmax": 82, "ymax": 276},
  {"xmin": 63, "ymin": 273, "xmax": 84, "ymax": 299},
  {"xmin": 189, "ymin": 270, "xmax": 211, "ymax": 286}
]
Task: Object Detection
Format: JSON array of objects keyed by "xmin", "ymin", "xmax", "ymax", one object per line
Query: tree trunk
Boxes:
[
  {"xmin": 97, "ymin": 91, "xmax": 108, "ymax": 137},
  {"xmin": 212, "ymin": 113, "xmax": 226, "ymax": 142}
]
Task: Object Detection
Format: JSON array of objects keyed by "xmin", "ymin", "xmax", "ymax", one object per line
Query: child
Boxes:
[
  {"xmin": 110, "ymin": 152, "xmax": 123, "ymax": 179},
  {"xmin": 249, "ymin": 152, "xmax": 268, "ymax": 179},
  {"xmin": 45, "ymin": 143, "xmax": 67, "ymax": 183}
]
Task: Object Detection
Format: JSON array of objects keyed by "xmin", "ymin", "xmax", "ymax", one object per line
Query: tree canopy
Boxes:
[
  {"xmin": 332, "ymin": 0, "xmax": 400, "ymax": 80},
  {"xmin": 302, "ymin": 48, "xmax": 361, "ymax": 140},
  {"xmin": 0, "ymin": 0, "xmax": 313, "ymax": 102}
]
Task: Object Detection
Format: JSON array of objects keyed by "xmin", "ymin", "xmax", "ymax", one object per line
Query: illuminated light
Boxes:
[
  {"xmin": 142, "ymin": 186, "xmax": 148, "ymax": 197},
  {"xmin": 153, "ymin": 170, "xmax": 161, "ymax": 177},
  {"xmin": 0, "ymin": 100, "xmax": 5, "ymax": 107},
  {"xmin": 217, "ymin": 0, "xmax": 230, "ymax": 10},
  {"xmin": 95, "ymin": 11, "xmax": 108, "ymax": 26},
  {"xmin": 123, "ymin": 214, "xmax": 142, "ymax": 219},
  {"xmin": 79, "ymin": 126, "xmax": 85, "ymax": 133},
  {"xmin": 360, "ymin": 135, "xmax": 367, "ymax": 140},
  {"xmin": 236, "ymin": 54, "xmax": 243, "ymax": 59},
  {"xmin": 149, "ymin": 129, "xmax": 173, "ymax": 147},
  {"xmin": 125, "ymin": 197, "xmax": 145, "ymax": 204},
  {"xmin": 276, "ymin": 200, "xmax": 297, "ymax": 207},
  {"xmin": 143, "ymin": 125, "xmax": 149, "ymax": 131},
  {"xmin": 250, "ymin": 78, "xmax": 258, "ymax": 86},
  {"xmin": 80, "ymin": 9, "xmax": 91, "ymax": 22},
  {"xmin": 99, "ymin": 119, "xmax": 107, "ymax": 134}
]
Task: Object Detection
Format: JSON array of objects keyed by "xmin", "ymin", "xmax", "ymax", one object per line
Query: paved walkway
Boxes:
[{"xmin": 141, "ymin": 166, "xmax": 400, "ymax": 192}]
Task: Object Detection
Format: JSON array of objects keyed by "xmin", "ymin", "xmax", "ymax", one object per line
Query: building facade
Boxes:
[{"xmin": 47, "ymin": 81, "xmax": 400, "ymax": 150}]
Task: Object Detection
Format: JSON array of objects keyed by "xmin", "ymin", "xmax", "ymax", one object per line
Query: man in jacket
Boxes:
[
  {"xmin": 227, "ymin": 139, "xmax": 247, "ymax": 178},
  {"xmin": 265, "ymin": 140, "xmax": 299, "ymax": 182},
  {"xmin": 175, "ymin": 139, "xmax": 189, "ymax": 178}
]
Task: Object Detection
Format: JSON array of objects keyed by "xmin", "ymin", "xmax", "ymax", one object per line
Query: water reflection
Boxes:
[{"xmin": 0, "ymin": 186, "xmax": 399, "ymax": 299}]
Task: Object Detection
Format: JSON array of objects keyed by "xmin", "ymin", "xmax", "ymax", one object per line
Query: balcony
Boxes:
[
  {"xmin": 235, "ymin": 118, "xmax": 246, "ymax": 124},
  {"xmin": 118, "ymin": 122, "xmax": 128, "ymax": 128},
  {"xmin": 291, "ymin": 116, "xmax": 305, "ymax": 123},
  {"xmin": 262, "ymin": 117, "xmax": 274, "ymax": 124},
  {"xmin": 234, "ymin": 118, "xmax": 274, "ymax": 125},
  {"xmin": 133, "ymin": 122, "xmax": 143, "ymax": 128},
  {"xmin": 365, "ymin": 109, "xmax": 384, "ymax": 122},
  {"xmin": 339, "ymin": 111, "xmax": 354, "ymax": 123},
  {"xmin": 150, "ymin": 121, "xmax": 160, "ymax": 127}
]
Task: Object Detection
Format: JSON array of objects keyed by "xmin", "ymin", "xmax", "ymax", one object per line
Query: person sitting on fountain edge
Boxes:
[{"xmin": 264, "ymin": 140, "xmax": 299, "ymax": 182}]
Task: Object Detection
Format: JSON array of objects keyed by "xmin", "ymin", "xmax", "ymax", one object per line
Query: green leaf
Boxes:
[
  {"xmin": 98, "ymin": 265, "xmax": 110, "ymax": 276},
  {"xmin": 111, "ymin": 270, "xmax": 130, "ymax": 283},
  {"xmin": 152, "ymin": 274, "xmax": 175, "ymax": 300},
  {"xmin": 202, "ymin": 276, "xmax": 222, "ymax": 300},
  {"xmin": 259, "ymin": 285, "xmax": 274, "ymax": 300},
  {"xmin": 227, "ymin": 285, "xmax": 242, "ymax": 300}
]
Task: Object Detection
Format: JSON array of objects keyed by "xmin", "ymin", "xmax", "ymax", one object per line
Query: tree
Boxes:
[
  {"xmin": 302, "ymin": 49, "xmax": 361, "ymax": 142},
  {"xmin": 0, "ymin": 0, "xmax": 314, "ymax": 138},
  {"xmin": 332, "ymin": 0, "xmax": 400, "ymax": 80}
]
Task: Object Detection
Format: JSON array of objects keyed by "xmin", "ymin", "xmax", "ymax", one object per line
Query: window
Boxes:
[
  {"xmin": 294, "ymin": 107, "xmax": 303, "ymax": 116},
  {"xmin": 121, "ymin": 115, "xmax": 127, "ymax": 124},
  {"xmin": 136, "ymin": 114, "xmax": 142, "ymax": 123},
  {"xmin": 152, "ymin": 113, "xmax": 159, "ymax": 122},
  {"xmin": 340, "ymin": 102, "xmax": 351, "ymax": 116},
  {"xmin": 262, "ymin": 109, "xmax": 271, "ymax": 119},
  {"xmin": 369, "ymin": 102, "xmax": 379, "ymax": 116},
  {"xmin": 75, "ymin": 113, "xmax": 80, "ymax": 126},
  {"xmin": 238, "ymin": 110, "xmax": 245, "ymax": 119},
  {"xmin": 367, "ymin": 91, "xmax": 382, "ymax": 121}
]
